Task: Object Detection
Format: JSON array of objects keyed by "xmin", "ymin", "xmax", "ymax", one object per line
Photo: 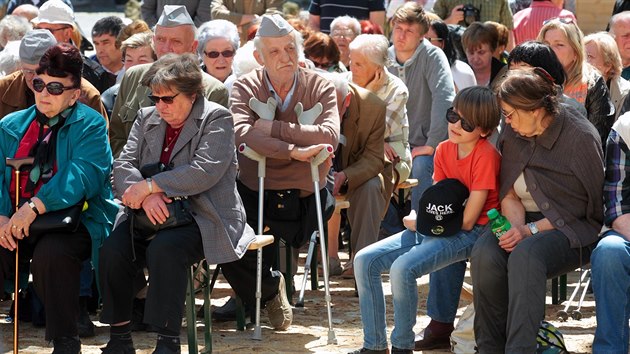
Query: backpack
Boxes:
[{"xmin": 537, "ymin": 321, "xmax": 568, "ymax": 353}]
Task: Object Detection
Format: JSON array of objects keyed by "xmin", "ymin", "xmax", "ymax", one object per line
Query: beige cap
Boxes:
[{"xmin": 256, "ymin": 14, "xmax": 293, "ymax": 38}]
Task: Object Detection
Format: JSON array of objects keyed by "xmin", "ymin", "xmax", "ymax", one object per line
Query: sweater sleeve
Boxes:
[{"xmin": 425, "ymin": 49, "xmax": 455, "ymax": 149}]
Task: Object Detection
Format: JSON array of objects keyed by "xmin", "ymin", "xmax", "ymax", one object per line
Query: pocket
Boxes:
[{"xmin": 264, "ymin": 189, "xmax": 301, "ymax": 221}]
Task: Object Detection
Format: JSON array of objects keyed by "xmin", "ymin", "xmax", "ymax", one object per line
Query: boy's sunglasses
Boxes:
[
  {"xmin": 446, "ymin": 108, "xmax": 476, "ymax": 132},
  {"xmin": 148, "ymin": 92, "xmax": 180, "ymax": 104},
  {"xmin": 203, "ymin": 50, "xmax": 235, "ymax": 59},
  {"xmin": 32, "ymin": 78, "xmax": 77, "ymax": 95}
]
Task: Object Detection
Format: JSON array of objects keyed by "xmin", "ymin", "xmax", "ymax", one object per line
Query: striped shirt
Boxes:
[
  {"xmin": 309, "ymin": 0, "xmax": 386, "ymax": 33},
  {"xmin": 513, "ymin": 1, "xmax": 577, "ymax": 45}
]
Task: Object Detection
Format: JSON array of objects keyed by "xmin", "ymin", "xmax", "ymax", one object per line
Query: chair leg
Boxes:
[
  {"xmin": 186, "ymin": 266, "xmax": 198, "ymax": 354},
  {"xmin": 202, "ymin": 261, "xmax": 212, "ymax": 354}
]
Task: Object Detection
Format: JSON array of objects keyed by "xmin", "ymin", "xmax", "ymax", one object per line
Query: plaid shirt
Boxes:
[
  {"xmin": 604, "ymin": 118, "xmax": 630, "ymax": 226},
  {"xmin": 432, "ymin": 0, "xmax": 514, "ymax": 29}
]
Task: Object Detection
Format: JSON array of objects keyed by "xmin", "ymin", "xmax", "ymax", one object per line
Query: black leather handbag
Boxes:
[
  {"xmin": 27, "ymin": 200, "xmax": 85, "ymax": 244},
  {"xmin": 130, "ymin": 162, "xmax": 193, "ymax": 241}
]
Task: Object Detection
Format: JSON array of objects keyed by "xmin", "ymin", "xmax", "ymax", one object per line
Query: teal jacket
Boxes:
[{"xmin": 0, "ymin": 103, "xmax": 119, "ymax": 270}]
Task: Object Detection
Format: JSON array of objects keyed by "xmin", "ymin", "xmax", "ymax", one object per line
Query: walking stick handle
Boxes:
[
  {"xmin": 238, "ymin": 144, "xmax": 266, "ymax": 178},
  {"xmin": 6, "ymin": 157, "xmax": 34, "ymax": 172}
]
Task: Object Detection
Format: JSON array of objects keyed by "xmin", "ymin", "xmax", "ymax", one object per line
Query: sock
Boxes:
[
  {"xmin": 156, "ymin": 329, "xmax": 180, "ymax": 351},
  {"xmin": 110, "ymin": 323, "xmax": 132, "ymax": 341}
]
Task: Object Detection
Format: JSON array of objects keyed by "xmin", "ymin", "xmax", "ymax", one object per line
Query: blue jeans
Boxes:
[
  {"xmin": 410, "ymin": 154, "xmax": 434, "ymax": 212},
  {"xmin": 354, "ymin": 225, "xmax": 485, "ymax": 350},
  {"xmin": 592, "ymin": 231, "xmax": 630, "ymax": 354}
]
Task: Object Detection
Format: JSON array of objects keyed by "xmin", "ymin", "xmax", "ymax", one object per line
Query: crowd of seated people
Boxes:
[{"xmin": 0, "ymin": 1, "xmax": 629, "ymax": 354}]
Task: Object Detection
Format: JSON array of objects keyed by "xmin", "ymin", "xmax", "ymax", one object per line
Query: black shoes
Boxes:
[
  {"xmin": 414, "ymin": 320, "xmax": 454, "ymax": 351},
  {"xmin": 101, "ymin": 338, "xmax": 135, "ymax": 354},
  {"xmin": 52, "ymin": 336, "xmax": 81, "ymax": 354},
  {"xmin": 391, "ymin": 347, "xmax": 412, "ymax": 354},
  {"xmin": 347, "ymin": 348, "xmax": 387, "ymax": 354},
  {"xmin": 77, "ymin": 297, "xmax": 95, "ymax": 338},
  {"xmin": 211, "ymin": 297, "xmax": 238, "ymax": 322}
]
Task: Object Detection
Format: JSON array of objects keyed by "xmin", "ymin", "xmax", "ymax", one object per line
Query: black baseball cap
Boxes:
[{"xmin": 417, "ymin": 178, "xmax": 469, "ymax": 237}]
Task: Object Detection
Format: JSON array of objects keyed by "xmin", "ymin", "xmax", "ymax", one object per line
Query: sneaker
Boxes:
[
  {"xmin": 52, "ymin": 336, "xmax": 81, "ymax": 354},
  {"xmin": 347, "ymin": 348, "xmax": 388, "ymax": 354},
  {"xmin": 265, "ymin": 271, "xmax": 293, "ymax": 330},
  {"xmin": 211, "ymin": 297, "xmax": 237, "ymax": 322},
  {"xmin": 101, "ymin": 338, "xmax": 135, "ymax": 354}
]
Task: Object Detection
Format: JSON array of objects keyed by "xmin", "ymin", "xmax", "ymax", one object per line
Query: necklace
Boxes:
[{"xmin": 163, "ymin": 129, "xmax": 181, "ymax": 152}]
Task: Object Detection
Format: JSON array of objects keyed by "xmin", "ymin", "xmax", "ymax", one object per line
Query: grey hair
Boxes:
[
  {"xmin": 197, "ymin": 19, "xmax": 240, "ymax": 58},
  {"xmin": 253, "ymin": 29, "xmax": 304, "ymax": 60},
  {"xmin": 348, "ymin": 34, "xmax": 392, "ymax": 67},
  {"xmin": 232, "ymin": 40, "xmax": 262, "ymax": 78},
  {"xmin": 610, "ymin": 11, "xmax": 630, "ymax": 36},
  {"xmin": 314, "ymin": 70, "xmax": 349, "ymax": 100},
  {"xmin": 0, "ymin": 49, "xmax": 20, "ymax": 76},
  {"xmin": 0, "ymin": 15, "xmax": 31, "ymax": 47},
  {"xmin": 330, "ymin": 15, "xmax": 361, "ymax": 36}
]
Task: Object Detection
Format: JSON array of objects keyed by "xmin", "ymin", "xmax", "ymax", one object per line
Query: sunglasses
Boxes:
[
  {"xmin": 203, "ymin": 50, "xmax": 235, "ymax": 59},
  {"xmin": 543, "ymin": 17, "xmax": 575, "ymax": 26},
  {"xmin": 148, "ymin": 92, "xmax": 180, "ymax": 104},
  {"xmin": 32, "ymin": 78, "xmax": 77, "ymax": 95},
  {"xmin": 446, "ymin": 108, "xmax": 476, "ymax": 132},
  {"xmin": 426, "ymin": 37, "xmax": 444, "ymax": 42}
]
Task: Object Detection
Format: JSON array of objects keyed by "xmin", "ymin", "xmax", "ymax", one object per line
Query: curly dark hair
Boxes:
[{"xmin": 36, "ymin": 43, "xmax": 82, "ymax": 88}]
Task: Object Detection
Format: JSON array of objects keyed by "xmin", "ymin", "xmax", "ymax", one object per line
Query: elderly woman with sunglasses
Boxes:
[
  {"xmin": 471, "ymin": 68, "xmax": 604, "ymax": 353},
  {"xmin": 538, "ymin": 17, "xmax": 615, "ymax": 146},
  {"xmin": 197, "ymin": 19, "xmax": 240, "ymax": 84},
  {"xmin": 98, "ymin": 53, "xmax": 261, "ymax": 353},
  {"xmin": 0, "ymin": 43, "xmax": 117, "ymax": 354}
]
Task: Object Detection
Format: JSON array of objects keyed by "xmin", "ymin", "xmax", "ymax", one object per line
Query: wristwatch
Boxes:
[
  {"xmin": 527, "ymin": 222, "xmax": 539, "ymax": 235},
  {"xmin": 146, "ymin": 178, "xmax": 153, "ymax": 194},
  {"xmin": 28, "ymin": 199, "xmax": 40, "ymax": 215}
]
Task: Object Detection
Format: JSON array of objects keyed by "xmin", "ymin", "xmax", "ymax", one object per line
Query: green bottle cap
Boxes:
[{"xmin": 487, "ymin": 208, "xmax": 499, "ymax": 220}]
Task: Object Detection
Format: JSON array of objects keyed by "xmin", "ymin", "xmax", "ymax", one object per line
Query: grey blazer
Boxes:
[{"xmin": 113, "ymin": 97, "xmax": 255, "ymax": 264}]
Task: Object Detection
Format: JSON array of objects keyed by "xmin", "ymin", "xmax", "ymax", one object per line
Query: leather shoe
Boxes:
[
  {"xmin": 391, "ymin": 347, "xmax": 412, "ymax": 354},
  {"xmin": 414, "ymin": 323, "xmax": 453, "ymax": 351},
  {"xmin": 347, "ymin": 348, "xmax": 387, "ymax": 354}
]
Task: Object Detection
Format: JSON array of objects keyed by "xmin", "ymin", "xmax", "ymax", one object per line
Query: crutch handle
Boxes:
[
  {"xmin": 310, "ymin": 145, "xmax": 333, "ymax": 183},
  {"xmin": 311, "ymin": 145, "xmax": 333, "ymax": 167},
  {"xmin": 238, "ymin": 144, "xmax": 266, "ymax": 178},
  {"xmin": 6, "ymin": 157, "xmax": 34, "ymax": 171}
]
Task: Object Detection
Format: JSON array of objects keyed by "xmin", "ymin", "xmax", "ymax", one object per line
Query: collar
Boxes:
[
  {"xmin": 517, "ymin": 106, "xmax": 565, "ymax": 150},
  {"xmin": 263, "ymin": 70, "xmax": 298, "ymax": 112},
  {"xmin": 388, "ymin": 39, "xmax": 427, "ymax": 67}
]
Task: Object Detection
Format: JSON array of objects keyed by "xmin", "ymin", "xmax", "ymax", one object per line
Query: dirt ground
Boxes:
[{"xmin": 0, "ymin": 251, "xmax": 596, "ymax": 354}]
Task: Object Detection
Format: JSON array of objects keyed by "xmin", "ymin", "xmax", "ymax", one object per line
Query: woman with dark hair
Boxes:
[
  {"xmin": 303, "ymin": 31, "xmax": 346, "ymax": 72},
  {"xmin": 427, "ymin": 19, "xmax": 477, "ymax": 92},
  {"xmin": 98, "ymin": 53, "xmax": 288, "ymax": 353},
  {"xmin": 0, "ymin": 43, "xmax": 117, "ymax": 354},
  {"xmin": 471, "ymin": 68, "xmax": 604, "ymax": 353}
]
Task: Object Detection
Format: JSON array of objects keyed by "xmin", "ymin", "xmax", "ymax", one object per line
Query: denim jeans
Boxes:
[
  {"xmin": 354, "ymin": 225, "xmax": 485, "ymax": 350},
  {"xmin": 592, "ymin": 231, "xmax": 630, "ymax": 354},
  {"xmin": 410, "ymin": 154, "xmax": 434, "ymax": 212}
]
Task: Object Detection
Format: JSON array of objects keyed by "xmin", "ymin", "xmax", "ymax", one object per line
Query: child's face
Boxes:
[{"xmin": 447, "ymin": 108, "xmax": 484, "ymax": 145}]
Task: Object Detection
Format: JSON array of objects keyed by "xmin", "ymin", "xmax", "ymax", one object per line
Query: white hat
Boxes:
[
  {"xmin": 19, "ymin": 29, "xmax": 57, "ymax": 65},
  {"xmin": 156, "ymin": 5, "xmax": 195, "ymax": 27},
  {"xmin": 32, "ymin": 0, "xmax": 74, "ymax": 26}
]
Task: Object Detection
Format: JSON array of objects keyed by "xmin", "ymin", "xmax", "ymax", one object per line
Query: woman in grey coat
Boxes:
[{"xmin": 98, "ymin": 53, "xmax": 291, "ymax": 354}]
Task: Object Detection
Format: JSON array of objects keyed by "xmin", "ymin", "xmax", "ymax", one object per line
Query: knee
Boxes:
[
  {"xmin": 592, "ymin": 236, "xmax": 628, "ymax": 271},
  {"xmin": 354, "ymin": 247, "xmax": 376, "ymax": 274}
]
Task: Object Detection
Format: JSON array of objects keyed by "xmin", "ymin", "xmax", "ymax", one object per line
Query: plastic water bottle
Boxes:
[{"xmin": 487, "ymin": 208, "xmax": 510, "ymax": 239}]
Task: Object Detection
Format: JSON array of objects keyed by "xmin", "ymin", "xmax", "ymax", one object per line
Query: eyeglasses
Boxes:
[
  {"xmin": 36, "ymin": 25, "xmax": 71, "ymax": 33},
  {"xmin": 203, "ymin": 50, "xmax": 235, "ymax": 59},
  {"xmin": 32, "ymin": 78, "xmax": 77, "ymax": 95},
  {"xmin": 543, "ymin": 17, "xmax": 575, "ymax": 26},
  {"xmin": 310, "ymin": 59, "xmax": 332, "ymax": 69},
  {"xmin": 21, "ymin": 68, "xmax": 37, "ymax": 76},
  {"xmin": 426, "ymin": 37, "xmax": 444, "ymax": 43},
  {"xmin": 148, "ymin": 92, "xmax": 180, "ymax": 104},
  {"xmin": 502, "ymin": 108, "xmax": 516, "ymax": 120},
  {"xmin": 446, "ymin": 107, "xmax": 476, "ymax": 132},
  {"xmin": 331, "ymin": 30, "xmax": 356, "ymax": 39}
]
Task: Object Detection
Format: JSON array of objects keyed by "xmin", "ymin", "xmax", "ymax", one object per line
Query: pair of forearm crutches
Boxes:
[
  {"xmin": 6, "ymin": 156, "xmax": 35, "ymax": 354},
  {"xmin": 238, "ymin": 143, "xmax": 337, "ymax": 344}
]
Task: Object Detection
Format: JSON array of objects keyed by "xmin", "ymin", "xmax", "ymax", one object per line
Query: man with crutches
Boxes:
[{"xmin": 228, "ymin": 14, "xmax": 340, "ymax": 332}]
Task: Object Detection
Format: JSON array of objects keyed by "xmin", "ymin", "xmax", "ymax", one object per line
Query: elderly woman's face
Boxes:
[
  {"xmin": 465, "ymin": 43, "xmax": 493, "ymax": 74},
  {"xmin": 202, "ymin": 38, "xmax": 235, "ymax": 83},
  {"xmin": 33, "ymin": 74, "xmax": 80, "ymax": 118},
  {"xmin": 150, "ymin": 85, "xmax": 195, "ymax": 129},
  {"xmin": 124, "ymin": 46, "xmax": 155, "ymax": 70},
  {"xmin": 349, "ymin": 49, "xmax": 380, "ymax": 88},
  {"xmin": 585, "ymin": 41, "xmax": 611, "ymax": 80},
  {"xmin": 543, "ymin": 29, "xmax": 577, "ymax": 72},
  {"xmin": 331, "ymin": 25, "xmax": 357, "ymax": 63},
  {"xmin": 500, "ymin": 102, "xmax": 541, "ymax": 137}
]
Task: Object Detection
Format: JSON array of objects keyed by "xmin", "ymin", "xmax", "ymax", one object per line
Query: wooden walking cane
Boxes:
[{"xmin": 6, "ymin": 157, "xmax": 34, "ymax": 354}]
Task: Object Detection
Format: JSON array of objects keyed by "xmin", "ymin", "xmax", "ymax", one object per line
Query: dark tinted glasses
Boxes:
[
  {"xmin": 148, "ymin": 92, "xmax": 180, "ymax": 104},
  {"xmin": 203, "ymin": 50, "xmax": 235, "ymax": 59},
  {"xmin": 446, "ymin": 107, "xmax": 476, "ymax": 132},
  {"xmin": 32, "ymin": 78, "xmax": 77, "ymax": 95}
]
